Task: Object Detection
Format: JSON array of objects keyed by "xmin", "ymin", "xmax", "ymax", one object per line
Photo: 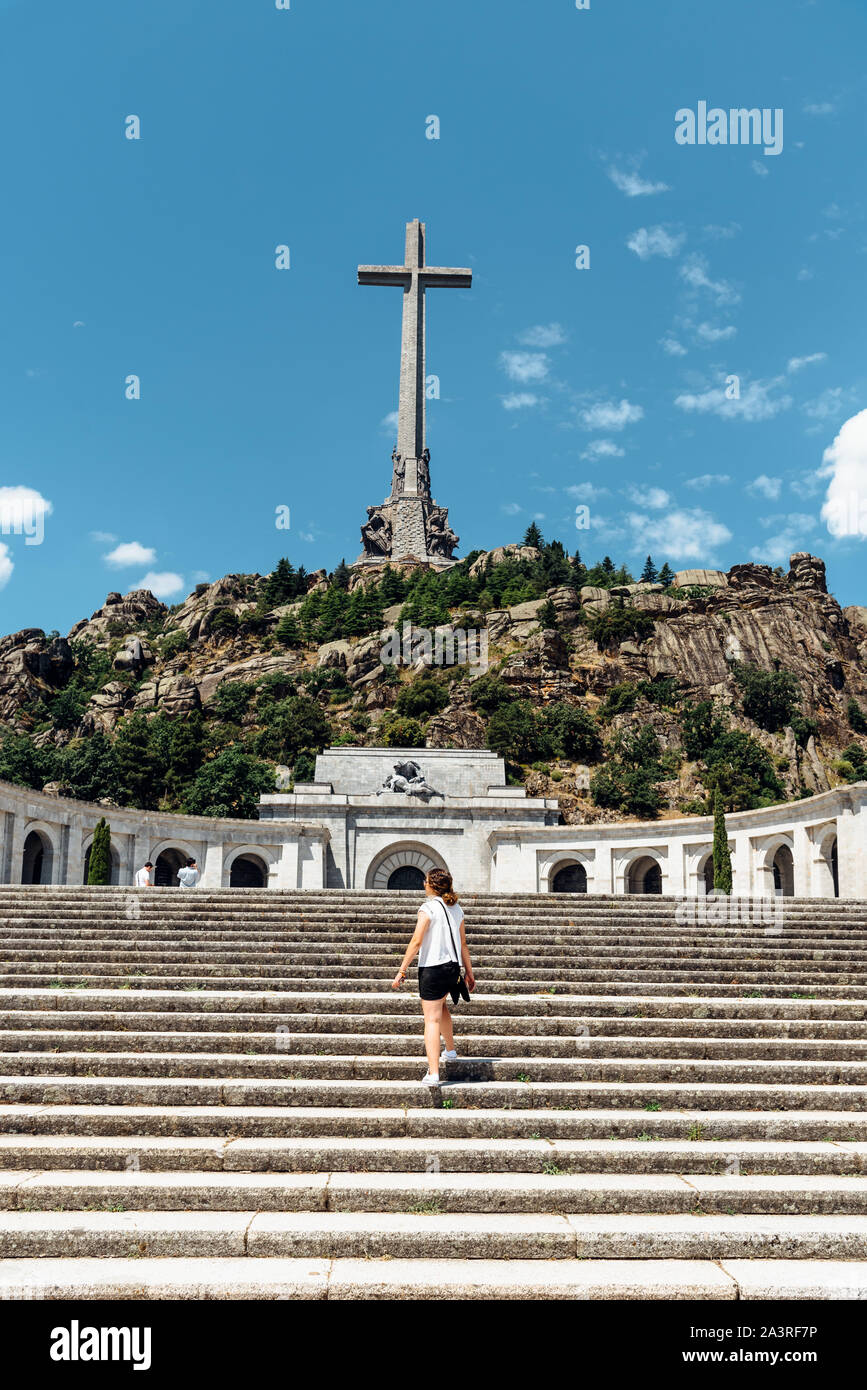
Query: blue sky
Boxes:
[{"xmin": 0, "ymin": 0, "xmax": 865, "ymax": 633}]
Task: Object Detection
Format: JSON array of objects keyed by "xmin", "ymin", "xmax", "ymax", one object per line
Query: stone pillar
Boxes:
[
  {"xmin": 667, "ymin": 843, "xmax": 686, "ymax": 897},
  {"xmin": 9, "ymin": 816, "xmax": 25, "ymax": 884},
  {"xmin": 276, "ymin": 836, "xmax": 301, "ymax": 891},
  {"xmin": 201, "ymin": 840, "xmax": 224, "ymax": 890},
  {"xmin": 792, "ymin": 823, "xmax": 811, "ymax": 897},
  {"xmin": 299, "ymin": 832, "xmax": 327, "ymax": 890},
  {"xmin": 837, "ymin": 802, "xmax": 867, "ymax": 899},
  {"xmin": 490, "ymin": 834, "xmax": 524, "ymax": 892},
  {"xmin": 594, "ymin": 848, "xmax": 615, "ymax": 895},
  {"xmin": 0, "ymin": 811, "xmax": 14, "ymax": 883},
  {"xmin": 65, "ymin": 815, "xmax": 84, "ymax": 887},
  {"xmin": 732, "ymin": 832, "xmax": 752, "ymax": 898}
]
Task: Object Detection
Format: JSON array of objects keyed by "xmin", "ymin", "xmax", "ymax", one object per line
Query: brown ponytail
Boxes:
[{"xmin": 426, "ymin": 867, "xmax": 458, "ymax": 907}]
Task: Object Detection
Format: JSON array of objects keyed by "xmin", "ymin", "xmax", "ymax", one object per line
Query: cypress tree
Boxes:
[
  {"xmin": 87, "ymin": 817, "xmax": 111, "ymax": 885},
  {"xmin": 712, "ymin": 789, "xmax": 733, "ymax": 895}
]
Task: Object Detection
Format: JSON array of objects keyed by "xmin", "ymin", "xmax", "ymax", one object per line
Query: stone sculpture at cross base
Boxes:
[{"xmin": 354, "ymin": 219, "xmax": 470, "ymax": 570}]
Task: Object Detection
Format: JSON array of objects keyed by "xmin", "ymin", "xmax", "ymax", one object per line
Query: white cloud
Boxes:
[
  {"xmin": 751, "ymin": 160, "xmax": 770, "ymax": 177},
  {"xmin": 625, "ymin": 485, "xmax": 671, "ymax": 509},
  {"xmin": 501, "ymin": 502, "xmax": 523, "ymax": 516},
  {"xmin": 747, "ymin": 475, "xmax": 783, "ymax": 501},
  {"xmin": 90, "ymin": 530, "xmax": 117, "ymax": 544},
  {"xmin": 500, "ymin": 350, "xmax": 549, "ymax": 384},
  {"xmin": 696, "ymin": 322, "xmax": 737, "ymax": 344},
  {"xmin": 133, "ymin": 571, "xmax": 185, "ymax": 599},
  {"xmin": 517, "ymin": 323, "xmax": 566, "ymax": 348},
  {"xmin": 685, "ymin": 473, "xmax": 731, "ymax": 490},
  {"xmin": 796, "ymin": 267, "xmax": 814, "ymax": 282},
  {"xmin": 802, "ymin": 386, "xmax": 855, "ymax": 426},
  {"xmin": 608, "ymin": 167, "xmax": 670, "ymax": 197},
  {"xmin": 105, "ymin": 540, "xmax": 157, "ymax": 569},
  {"xmin": 625, "ymin": 508, "xmax": 732, "ymax": 563},
  {"xmin": 751, "ymin": 514, "xmax": 817, "ymax": 565},
  {"xmin": 191, "ymin": 570, "xmax": 211, "ymax": 585},
  {"xmin": 0, "ymin": 543, "xmax": 13, "ymax": 589},
  {"xmin": 659, "ymin": 334, "xmax": 688, "ymax": 357},
  {"xmin": 502, "ymin": 392, "xmax": 540, "ymax": 411},
  {"xmin": 674, "ymin": 378, "xmax": 792, "ymax": 422},
  {"xmin": 820, "ymin": 408, "xmax": 867, "ymax": 539},
  {"xmin": 627, "ymin": 225, "xmax": 685, "ymax": 260},
  {"xmin": 380, "ymin": 410, "xmax": 399, "ymax": 434},
  {"xmin": 788, "ymin": 352, "xmax": 827, "ymax": 373},
  {"xmin": 566, "ymin": 484, "xmax": 610, "ymax": 504},
  {"xmin": 703, "ymin": 223, "xmax": 741, "ymax": 239},
  {"xmin": 803, "ymin": 100, "xmax": 836, "ymax": 116},
  {"xmin": 679, "ymin": 255, "xmax": 741, "ymax": 305},
  {"xmin": 580, "ymin": 439, "xmax": 624, "ymax": 461},
  {"xmin": 0, "ymin": 486, "xmax": 53, "ymax": 532},
  {"xmin": 580, "ymin": 398, "xmax": 644, "ymax": 431}
]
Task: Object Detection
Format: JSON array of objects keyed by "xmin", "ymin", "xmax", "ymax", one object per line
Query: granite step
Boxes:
[
  {"xmin": 4, "ymin": 1210, "xmax": 867, "ymax": 1262},
  {"xmin": 3, "ymin": 1169, "xmax": 866, "ymax": 1215}
]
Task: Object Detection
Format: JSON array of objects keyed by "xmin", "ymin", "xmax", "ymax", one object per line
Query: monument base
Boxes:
[{"xmin": 355, "ymin": 493, "xmax": 458, "ymax": 569}]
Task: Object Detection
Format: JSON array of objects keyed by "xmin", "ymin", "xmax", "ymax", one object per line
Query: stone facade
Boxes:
[{"xmin": 1, "ymin": 748, "xmax": 864, "ymax": 900}]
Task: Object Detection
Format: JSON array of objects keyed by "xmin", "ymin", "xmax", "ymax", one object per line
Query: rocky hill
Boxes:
[{"xmin": 1, "ymin": 544, "xmax": 866, "ymax": 823}]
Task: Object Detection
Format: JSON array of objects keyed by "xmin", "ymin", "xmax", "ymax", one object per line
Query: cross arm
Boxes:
[
  {"xmin": 358, "ymin": 266, "xmax": 411, "ymax": 286},
  {"xmin": 419, "ymin": 267, "xmax": 472, "ymax": 288}
]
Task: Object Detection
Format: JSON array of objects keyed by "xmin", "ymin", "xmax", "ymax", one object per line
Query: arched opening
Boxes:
[
  {"xmin": 82, "ymin": 843, "xmax": 121, "ymax": 886},
  {"xmin": 702, "ymin": 856, "xmax": 715, "ymax": 896},
  {"xmin": 22, "ymin": 830, "xmax": 52, "ymax": 885},
  {"xmin": 551, "ymin": 862, "xmax": 588, "ymax": 894},
  {"xmin": 831, "ymin": 839, "xmax": 839, "ymax": 898},
  {"xmin": 387, "ymin": 865, "xmax": 426, "ymax": 891},
  {"xmin": 229, "ymin": 854, "xmax": 268, "ymax": 889},
  {"xmin": 626, "ymin": 856, "xmax": 663, "ymax": 895},
  {"xmin": 367, "ymin": 844, "xmax": 446, "ymax": 891},
  {"xmin": 154, "ymin": 849, "xmax": 188, "ymax": 888},
  {"xmin": 772, "ymin": 845, "xmax": 795, "ymax": 898}
]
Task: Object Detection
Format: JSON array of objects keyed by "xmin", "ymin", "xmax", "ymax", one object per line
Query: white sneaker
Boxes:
[
  {"xmin": 440, "ymin": 1049, "xmax": 458, "ymax": 1063},
  {"xmin": 421, "ymin": 1072, "xmax": 440, "ymax": 1087}
]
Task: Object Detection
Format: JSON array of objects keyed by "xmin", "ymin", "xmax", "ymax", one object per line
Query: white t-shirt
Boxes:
[
  {"xmin": 418, "ymin": 897, "xmax": 464, "ymax": 968},
  {"xmin": 177, "ymin": 867, "xmax": 200, "ymax": 888},
  {"xmin": 134, "ymin": 867, "xmax": 152, "ymax": 887}
]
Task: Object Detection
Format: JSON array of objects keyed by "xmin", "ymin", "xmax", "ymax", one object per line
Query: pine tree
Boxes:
[
  {"xmin": 87, "ymin": 817, "xmax": 111, "ymax": 885},
  {"xmin": 274, "ymin": 613, "xmax": 301, "ymax": 647},
  {"xmin": 570, "ymin": 551, "xmax": 587, "ymax": 586},
  {"xmin": 331, "ymin": 558, "xmax": 351, "ymax": 591},
  {"xmin": 640, "ymin": 555, "xmax": 659, "ymax": 584},
  {"xmin": 522, "ymin": 521, "xmax": 544, "ymax": 548},
  {"xmin": 658, "ymin": 562, "xmax": 675, "ymax": 588},
  {"xmin": 601, "ymin": 555, "xmax": 615, "ymax": 576},
  {"xmin": 712, "ymin": 789, "xmax": 733, "ymax": 895}
]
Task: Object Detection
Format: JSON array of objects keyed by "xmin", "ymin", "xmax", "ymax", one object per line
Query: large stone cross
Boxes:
[{"xmin": 358, "ymin": 219, "xmax": 471, "ymax": 496}]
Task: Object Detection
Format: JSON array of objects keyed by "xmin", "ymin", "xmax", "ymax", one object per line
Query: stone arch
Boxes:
[
  {"xmin": 541, "ymin": 852, "xmax": 591, "ymax": 895},
  {"xmin": 21, "ymin": 824, "xmax": 57, "ymax": 885},
  {"xmin": 82, "ymin": 837, "xmax": 122, "ymax": 886},
  {"xmin": 366, "ymin": 842, "xmax": 448, "ymax": 891},
  {"xmin": 755, "ymin": 835, "xmax": 794, "ymax": 898},
  {"xmin": 151, "ymin": 841, "xmax": 198, "ymax": 888},
  {"xmin": 625, "ymin": 853, "xmax": 663, "ymax": 895},
  {"xmin": 816, "ymin": 828, "xmax": 839, "ymax": 899},
  {"xmin": 551, "ymin": 863, "xmax": 587, "ymax": 894},
  {"xmin": 699, "ymin": 852, "xmax": 715, "ymax": 896},
  {"xmin": 772, "ymin": 844, "xmax": 795, "ymax": 897},
  {"xmin": 224, "ymin": 845, "xmax": 276, "ymax": 889}
]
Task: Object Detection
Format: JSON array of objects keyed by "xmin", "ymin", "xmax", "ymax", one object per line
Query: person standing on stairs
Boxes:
[
  {"xmin": 177, "ymin": 859, "xmax": 200, "ymax": 888},
  {"xmin": 391, "ymin": 867, "xmax": 475, "ymax": 1087}
]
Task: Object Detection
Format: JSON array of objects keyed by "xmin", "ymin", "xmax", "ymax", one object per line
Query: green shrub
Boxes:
[
  {"xmin": 379, "ymin": 715, "xmax": 425, "ymax": 749},
  {"xmin": 848, "ymin": 699, "xmax": 867, "ymax": 734},
  {"xmin": 395, "ymin": 674, "xmax": 450, "ymax": 719},
  {"xmin": 487, "ymin": 701, "xmax": 552, "ymax": 764},
  {"xmin": 212, "ymin": 682, "xmax": 254, "ymax": 723},
  {"xmin": 586, "ymin": 603, "xmax": 655, "ymax": 651},
  {"xmin": 468, "ymin": 674, "xmax": 512, "ymax": 714},
  {"xmin": 733, "ymin": 663, "xmax": 801, "ymax": 733},
  {"xmin": 541, "ymin": 703, "xmax": 602, "ymax": 761}
]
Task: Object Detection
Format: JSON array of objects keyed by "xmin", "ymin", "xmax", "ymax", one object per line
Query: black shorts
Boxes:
[{"xmin": 418, "ymin": 961, "xmax": 461, "ymax": 1001}]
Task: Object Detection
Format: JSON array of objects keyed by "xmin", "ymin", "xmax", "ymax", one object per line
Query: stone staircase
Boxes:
[{"xmin": 1, "ymin": 886, "xmax": 866, "ymax": 1300}]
